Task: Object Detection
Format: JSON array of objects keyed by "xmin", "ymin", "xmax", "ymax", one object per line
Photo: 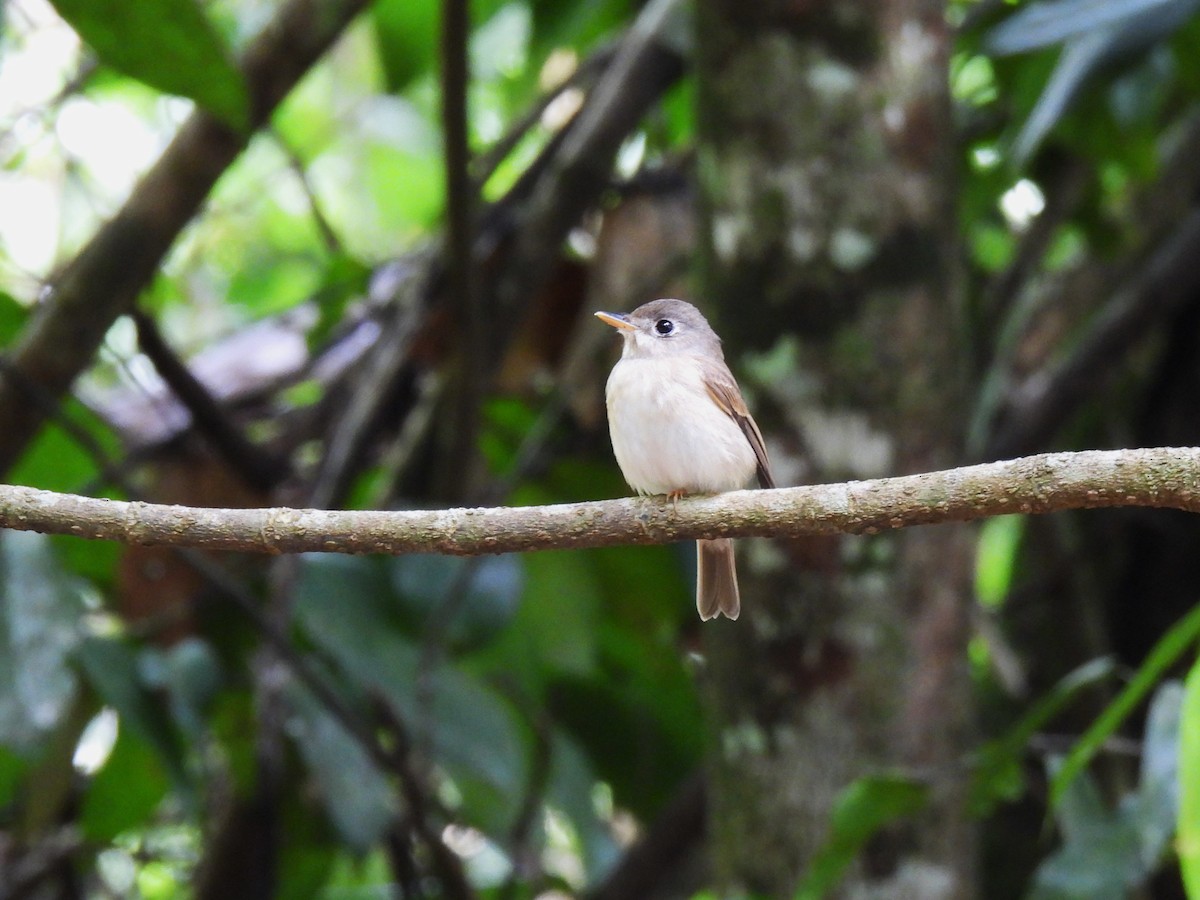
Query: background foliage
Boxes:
[{"xmin": 0, "ymin": 0, "xmax": 1199, "ymax": 896}]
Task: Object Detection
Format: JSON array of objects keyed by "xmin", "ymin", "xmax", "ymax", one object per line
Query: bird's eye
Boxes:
[{"xmin": 654, "ymin": 319, "xmax": 674, "ymax": 335}]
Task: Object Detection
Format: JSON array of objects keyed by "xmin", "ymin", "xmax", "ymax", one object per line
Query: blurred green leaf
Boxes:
[
  {"xmin": 9, "ymin": 398, "xmax": 119, "ymax": 495},
  {"xmin": 288, "ymin": 685, "xmax": 397, "ymax": 853},
  {"xmin": 1179, "ymin": 656, "xmax": 1200, "ymax": 897},
  {"xmin": 975, "ymin": 514, "xmax": 1025, "ymax": 609},
  {"xmin": 227, "ymin": 255, "xmax": 322, "ymax": 318},
  {"xmin": 969, "ymin": 220, "xmax": 1017, "ymax": 272},
  {"xmin": 970, "ymin": 656, "xmax": 1117, "ymax": 815},
  {"xmin": 550, "ymin": 624, "xmax": 703, "ymax": 819},
  {"xmin": 1044, "ymin": 223, "xmax": 1087, "ymax": 272},
  {"xmin": 547, "ymin": 730, "xmax": 620, "ymax": 882},
  {"xmin": 1031, "ymin": 766, "xmax": 1140, "ymax": 899},
  {"xmin": 471, "ymin": 3, "xmax": 531, "ymax": 81},
  {"xmin": 371, "ymin": 0, "xmax": 438, "ymax": 93},
  {"xmin": 138, "ymin": 638, "xmax": 224, "ymax": 737},
  {"xmin": 0, "ymin": 744, "xmax": 30, "ymax": 807},
  {"xmin": 368, "ymin": 144, "xmax": 445, "ymax": 235},
  {"xmin": 1123, "ymin": 680, "xmax": 1181, "ymax": 866},
  {"xmin": 953, "ymin": 52, "xmax": 1000, "ymax": 104},
  {"xmin": 137, "ymin": 860, "xmax": 183, "ymax": 900},
  {"xmin": 76, "ymin": 636, "xmax": 192, "ymax": 798},
  {"xmin": 1051, "ymin": 602, "xmax": 1200, "ymax": 807},
  {"xmin": 307, "ymin": 850, "xmax": 392, "ymax": 898},
  {"xmin": 504, "ymin": 551, "xmax": 599, "ymax": 676},
  {"xmin": 794, "ymin": 775, "xmax": 929, "ymax": 900},
  {"xmin": 529, "ymin": 0, "xmax": 633, "ymax": 58},
  {"xmin": 0, "ymin": 532, "xmax": 86, "ymax": 751},
  {"xmin": 1109, "ymin": 44, "xmax": 1174, "ymax": 126},
  {"xmin": 209, "ymin": 691, "xmax": 257, "ymax": 796},
  {"xmin": 390, "ymin": 553, "xmax": 523, "ymax": 651},
  {"xmin": 47, "ymin": 0, "xmax": 249, "ymax": 129},
  {"xmin": 480, "ymin": 397, "xmax": 540, "ymax": 474},
  {"xmin": 81, "ymin": 723, "xmax": 169, "ymax": 842},
  {"xmin": 309, "ymin": 253, "xmax": 373, "ymax": 348},
  {"xmin": 984, "ymin": 0, "xmax": 1200, "ymax": 164},
  {"xmin": 52, "ymin": 536, "xmax": 121, "ymax": 594},
  {"xmin": 1030, "ymin": 681, "xmax": 1181, "ymax": 900},
  {"xmin": 295, "ymin": 555, "xmax": 528, "ymax": 828},
  {"xmin": 0, "ymin": 292, "xmax": 28, "ymax": 345},
  {"xmin": 986, "ymin": 0, "xmax": 1192, "ymax": 56}
]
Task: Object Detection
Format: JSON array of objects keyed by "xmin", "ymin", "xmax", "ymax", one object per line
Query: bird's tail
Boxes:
[{"xmin": 696, "ymin": 539, "xmax": 740, "ymax": 620}]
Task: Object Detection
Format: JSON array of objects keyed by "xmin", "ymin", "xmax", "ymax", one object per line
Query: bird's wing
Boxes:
[{"xmin": 704, "ymin": 370, "xmax": 776, "ymax": 489}]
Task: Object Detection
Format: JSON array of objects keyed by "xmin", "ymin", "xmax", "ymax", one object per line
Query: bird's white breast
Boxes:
[{"xmin": 605, "ymin": 356, "xmax": 757, "ymax": 495}]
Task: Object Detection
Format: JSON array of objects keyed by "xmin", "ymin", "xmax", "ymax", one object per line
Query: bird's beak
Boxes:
[{"xmin": 594, "ymin": 311, "xmax": 637, "ymax": 331}]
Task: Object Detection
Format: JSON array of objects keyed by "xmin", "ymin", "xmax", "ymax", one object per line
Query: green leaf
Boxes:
[
  {"xmin": 0, "ymin": 744, "xmax": 30, "ymax": 807},
  {"xmin": 80, "ymin": 723, "xmax": 169, "ymax": 841},
  {"xmin": 504, "ymin": 550, "xmax": 599, "ymax": 676},
  {"xmin": 372, "ymin": 0, "xmax": 438, "ymax": 93},
  {"xmin": 975, "ymin": 514, "xmax": 1025, "ymax": 609},
  {"xmin": 550, "ymin": 624, "xmax": 703, "ymax": 819},
  {"xmin": 287, "ymin": 684, "xmax": 397, "ymax": 853},
  {"xmin": 970, "ymin": 656, "xmax": 1117, "ymax": 815},
  {"xmin": 0, "ymin": 532, "xmax": 85, "ymax": 751},
  {"xmin": 389, "ymin": 553, "xmax": 523, "ymax": 651},
  {"xmin": 529, "ymin": 0, "xmax": 633, "ymax": 59},
  {"xmin": 1124, "ymin": 680, "xmax": 1182, "ymax": 865},
  {"xmin": 367, "ymin": 144, "xmax": 445, "ymax": 233},
  {"xmin": 794, "ymin": 775, "xmax": 929, "ymax": 900},
  {"xmin": 1029, "ymin": 687, "xmax": 1182, "ymax": 900},
  {"xmin": 0, "ymin": 292, "xmax": 28, "ymax": 346},
  {"xmin": 1051, "ymin": 601, "xmax": 1200, "ymax": 807},
  {"xmin": 1032, "ymin": 763, "xmax": 1140, "ymax": 899},
  {"xmin": 985, "ymin": 0, "xmax": 1197, "ymax": 56},
  {"xmin": 294, "ymin": 555, "xmax": 528, "ymax": 828},
  {"xmin": 969, "ymin": 221, "xmax": 1017, "ymax": 273},
  {"xmin": 1179, "ymin": 657, "xmax": 1200, "ymax": 896},
  {"xmin": 137, "ymin": 638, "xmax": 224, "ymax": 737},
  {"xmin": 308, "ymin": 252, "xmax": 373, "ymax": 348},
  {"xmin": 75, "ymin": 636, "xmax": 192, "ymax": 799},
  {"xmin": 9, "ymin": 398, "xmax": 119, "ymax": 495},
  {"xmin": 47, "ymin": 0, "xmax": 248, "ymax": 129},
  {"xmin": 546, "ymin": 730, "xmax": 620, "ymax": 881}
]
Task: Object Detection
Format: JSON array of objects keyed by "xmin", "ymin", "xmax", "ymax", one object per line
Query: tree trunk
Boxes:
[{"xmin": 695, "ymin": 1, "xmax": 975, "ymax": 895}]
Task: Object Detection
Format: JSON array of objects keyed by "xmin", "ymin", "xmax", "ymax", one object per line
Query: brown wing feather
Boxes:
[{"xmin": 703, "ymin": 367, "xmax": 775, "ymax": 489}]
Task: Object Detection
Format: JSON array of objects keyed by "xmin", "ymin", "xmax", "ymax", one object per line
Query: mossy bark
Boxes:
[{"xmin": 695, "ymin": 0, "xmax": 975, "ymax": 895}]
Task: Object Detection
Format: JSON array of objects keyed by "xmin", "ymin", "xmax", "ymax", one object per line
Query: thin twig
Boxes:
[
  {"xmin": 0, "ymin": 358, "xmax": 128, "ymax": 491},
  {"xmin": 131, "ymin": 310, "xmax": 286, "ymax": 492},
  {"xmin": 490, "ymin": 0, "xmax": 686, "ymax": 332},
  {"xmin": 439, "ymin": 0, "xmax": 485, "ymax": 500},
  {"xmin": 306, "ymin": 260, "xmax": 433, "ymax": 509},
  {"xmin": 584, "ymin": 771, "xmax": 706, "ymax": 900},
  {"xmin": 271, "ymin": 129, "xmax": 344, "ymax": 255},
  {"xmin": 470, "ymin": 43, "xmax": 617, "ymax": 190},
  {"xmin": 984, "ymin": 211, "xmax": 1200, "ymax": 459},
  {"xmin": 976, "ymin": 159, "xmax": 1092, "ymax": 354},
  {"xmin": 497, "ymin": 711, "xmax": 553, "ymax": 899},
  {"xmin": 373, "ymin": 699, "xmax": 477, "ymax": 900},
  {"xmin": 185, "ymin": 552, "xmax": 398, "ymax": 779}
]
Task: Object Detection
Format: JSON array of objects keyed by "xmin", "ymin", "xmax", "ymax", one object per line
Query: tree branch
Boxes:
[
  {"xmin": 0, "ymin": 449, "xmax": 1196, "ymax": 554},
  {"xmin": 0, "ymin": 0, "xmax": 371, "ymax": 477},
  {"xmin": 491, "ymin": 0, "xmax": 685, "ymax": 323},
  {"xmin": 131, "ymin": 310, "xmax": 285, "ymax": 492},
  {"xmin": 984, "ymin": 210, "xmax": 1200, "ymax": 460}
]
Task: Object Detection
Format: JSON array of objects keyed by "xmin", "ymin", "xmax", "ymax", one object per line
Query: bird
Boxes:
[{"xmin": 595, "ymin": 298, "xmax": 774, "ymax": 620}]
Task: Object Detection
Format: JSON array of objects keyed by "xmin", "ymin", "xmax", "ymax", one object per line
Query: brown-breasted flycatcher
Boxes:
[{"xmin": 596, "ymin": 298, "xmax": 774, "ymax": 620}]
